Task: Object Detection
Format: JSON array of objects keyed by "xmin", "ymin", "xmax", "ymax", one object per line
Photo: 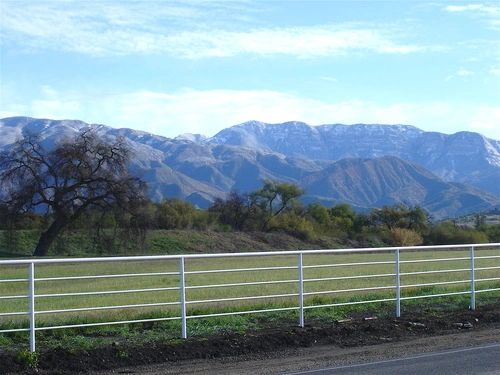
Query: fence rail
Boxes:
[{"xmin": 0, "ymin": 243, "xmax": 499, "ymax": 352}]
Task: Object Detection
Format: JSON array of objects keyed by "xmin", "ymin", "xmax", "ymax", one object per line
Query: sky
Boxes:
[{"xmin": 0, "ymin": 0, "xmax": 499, "ymax": 139}]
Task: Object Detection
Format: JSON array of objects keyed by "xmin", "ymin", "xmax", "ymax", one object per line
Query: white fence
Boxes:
[{"xmin": 1, "ymin": 243, "xmax": 500, "ymax": 352}]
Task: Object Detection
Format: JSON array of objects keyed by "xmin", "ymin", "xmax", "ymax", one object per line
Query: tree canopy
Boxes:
[
  {"xmin": 0, "ymin": 130, "xmax": 146, "ymax": 256},
  {"xmin": 251, "ymin": 180, "xmax": 304, "ymax": 229}
]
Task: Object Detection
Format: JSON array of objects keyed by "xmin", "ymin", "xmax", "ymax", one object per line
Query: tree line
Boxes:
[{"xmin": 1, "ymin": 130, "xmax": 498, "ymax": 256}]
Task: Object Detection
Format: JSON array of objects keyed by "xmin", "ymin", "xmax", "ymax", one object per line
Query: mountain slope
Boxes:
[
  {"xmin": 302, "ymin": 156, "xmax": 499, "ymax": 218},
  {"xmin": 208, "ymin": 121, "xmax": 500, "ymax": 195},
  {"xmin": 1, "ymin": 116, "xmax": 499, "ymax": 219}
]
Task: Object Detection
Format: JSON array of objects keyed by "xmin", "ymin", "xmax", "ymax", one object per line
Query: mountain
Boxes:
[
  {"xmin": 302, "ymin": 156, "xmax": 499, "ymax": 219},
  {"xmin": 208, "ymin": 121, "xmax": 500, "ymax": 195},
  {"xmin": 0, "ymin": 117, "xmax": 226, "ymax": 207},
  {"xmin": 1, "ymin": 116, "xmax": 499, "ymax": 219}
]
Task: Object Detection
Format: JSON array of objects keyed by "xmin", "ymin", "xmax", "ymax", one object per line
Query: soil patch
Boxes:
[{"xmin": 2, "ymin": 303, "xmax": 499, "ymax": 374}]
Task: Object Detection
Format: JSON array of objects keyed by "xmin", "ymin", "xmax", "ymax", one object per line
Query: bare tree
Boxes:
[{"xmin": 0, "ymin": 129, "xmax": 147, "ymax": 256}]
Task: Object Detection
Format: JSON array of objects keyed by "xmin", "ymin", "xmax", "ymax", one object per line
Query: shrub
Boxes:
[
  {"xmin": 390, "ymin": 228, "xmax": 423, "ymax": 246},
  {"xmin": 16, "ymin": 349, "xmax": 39, "ymax": 369},
  {"xmin": 156, "ymin": 199, "xmax": 197, "ymax": 229},
  {"xmin": 267, "ymin": 212, "xmax": 315, "ymax": 240},
  {"xmin": 478, "ymin": 224, "xmax": 500, "ymax": 242},
  {"xmin": 424, "ymin": 222, "xmax": 489, "ymax": 245}
]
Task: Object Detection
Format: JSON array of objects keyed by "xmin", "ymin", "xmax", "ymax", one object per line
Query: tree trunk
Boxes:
[{"xmin": 33, "ymin": 219, "xmax": 66, "ymax": 257}]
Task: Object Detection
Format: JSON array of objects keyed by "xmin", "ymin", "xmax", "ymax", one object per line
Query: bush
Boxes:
[
  {"xmin": 424, "ymin": 222, "xmax": 489, "ymax": 245},
  {"xmin": 267, "ymin": 212, "xmax": 315, "ymax": 240},
  {"xmin": 390, "ymin": 228, "xmax": 423, "ymax": 246},
  {"xmin": 208, "ymin": 192, "xmax": 254, "ymax": 231},
  {"xmin": 192, "ymin": 210, "xmax": 215, "ymax": 230},
  {"xmin": 156, "ymin": 199, "xmax": 197, "ymax": 229},
  {"xmin": 477, "ymin": 224, "xmax": 500, "ymax": 242},
  {"xmin": 308, "ymin": 203, "xmax": 331, "ymax": 226},
  {"xmin": 15, "ymin": 350, "xmax": 39, "ymax": 369}
]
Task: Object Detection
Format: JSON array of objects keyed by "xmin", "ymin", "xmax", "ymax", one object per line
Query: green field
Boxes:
[{"xmin": 1, "ymin": 247, "xmax": 499, "ymax": 333}]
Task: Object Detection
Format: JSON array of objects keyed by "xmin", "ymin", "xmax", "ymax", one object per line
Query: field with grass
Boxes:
[{"xmin": 1, "ymin": 246, "xmax": 499, "ymax": 340}]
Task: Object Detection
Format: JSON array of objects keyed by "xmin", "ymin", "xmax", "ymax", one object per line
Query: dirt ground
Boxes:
[
  {"xmin": 97, "ymin": 327, "xmax": 500, "ymax": 375},
  {"xmin": 2, "ymin": 303, "xmax": 499, "ymax": 374}
]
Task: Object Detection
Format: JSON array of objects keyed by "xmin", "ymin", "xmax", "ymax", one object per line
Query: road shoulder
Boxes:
[{"xmin": 95, "ymin": 325, "xmax": 500, "ymax": 375}]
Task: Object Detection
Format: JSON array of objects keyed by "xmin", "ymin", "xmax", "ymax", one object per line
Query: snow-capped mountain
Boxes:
[
  {"xmin": 1, "ymin": 117, "xmax": 499, "ymax": 219},
  {"xmin": 207, "ymin": 121, "xmax": 500, "ymax": 195}
]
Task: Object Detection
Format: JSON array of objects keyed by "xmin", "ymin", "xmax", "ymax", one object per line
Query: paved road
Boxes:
[{"xmin": 287, "ymin": 342, "xmax": 500, "ymax": 375}]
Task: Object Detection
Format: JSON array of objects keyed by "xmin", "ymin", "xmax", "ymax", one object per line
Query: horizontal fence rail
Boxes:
[{"xmin": 0, "ymin": 243, "xmax": 499, "ymax": 352}]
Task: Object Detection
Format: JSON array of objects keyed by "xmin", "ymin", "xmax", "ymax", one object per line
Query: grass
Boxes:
[
  {"xmin": 1, "ymin": 294, "xmax": 499, "ymax": 358},
  {"xmin": 1, "ymin": 248, "xmax": 499, "ymax": 334},
  {"xmin": 0, "ymin": 229, "xmax": 345, "ymax": 257}
]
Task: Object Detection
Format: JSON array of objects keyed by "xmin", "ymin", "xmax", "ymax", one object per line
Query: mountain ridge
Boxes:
[
  {"xmin": 206, "ymin": 120, "xmax": 500, "ymax": 196},
  {"xmin": 1, "ymin": 116, "xmax": 499, "ymax": 219}
]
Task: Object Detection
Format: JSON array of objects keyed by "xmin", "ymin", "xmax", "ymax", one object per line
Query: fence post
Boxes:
[
  {"xmin": 28, "ymin": 262, "xmax": 36, "ymax": 352},
  {"xmin": 395, "ymin": 249, "xmax": 401, "ymax": 318},
  {"xmin": 179, "ymin": 257, "xmax": 187, "ymax": 339},
  {"xmin": 470, "ymin": 246, "xmax": 476, "ymax": 310},
  {"xmin": 298, "ymin": 253, "xmax": 304, "ymax": 328}
]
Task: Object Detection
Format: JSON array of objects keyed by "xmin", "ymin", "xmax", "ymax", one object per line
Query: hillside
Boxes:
[
  {"xmin": 302, "ymin": 156, "xmax": 499, "ymax": 218},
  {"xmin": 0, "ymin": 229, "xmax": 350, "ymax": 258}
]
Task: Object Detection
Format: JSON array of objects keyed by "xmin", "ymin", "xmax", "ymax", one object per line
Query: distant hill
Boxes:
[{"xmin": 1, "ymin": 116, "xmax": 499, "ymax": 219}]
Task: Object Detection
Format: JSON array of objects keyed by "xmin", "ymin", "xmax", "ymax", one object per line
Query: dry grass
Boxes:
[{"xmin": 1, "ymin": 248, "xmax": 499, "ymax": 328}]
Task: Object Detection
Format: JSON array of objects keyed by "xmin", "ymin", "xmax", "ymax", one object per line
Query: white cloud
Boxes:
[
  {"xmin": 320, "ymin": 76, "xmax": 338, "ymax": 83},
  {"xmin": 456, "ymin": 67, "xmax": 474, "ymax": 76},
  {"xmin": 446, "ymin": 4, "xmax": 487, "ymax": 12},
  {"xmin": 490, "ymin": 67, "xmax": 500, "ymax": 76},
  {"xmin": 446, "ymin": 67, "xmax": 475, "ymax": 80},
  {"xmin": 444, "ymin": 3, "xmax": 500, "ymax": 28},
  {"xmin": 445, "ymin": 3, "xmax": 499, "ymax": 15},
  {"xmin": 467, "ymin": 106, "xmax": 500, "ymax": 135},
  {"xmin": 0, "ymin": 1, "xmax": 425, "ymax": 57},
  {"xmin": 162, "ymin": 28, "xmax": 424, "ymax": 59},
  {"xmin": 2, "ymin": 86, "xmax": 499, "ymax": 140}
]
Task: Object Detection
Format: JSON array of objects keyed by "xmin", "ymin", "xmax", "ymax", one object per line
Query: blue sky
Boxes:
[{"xmin": 1, "ymin": 0, "xmax": 499, "ymax": 139}]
